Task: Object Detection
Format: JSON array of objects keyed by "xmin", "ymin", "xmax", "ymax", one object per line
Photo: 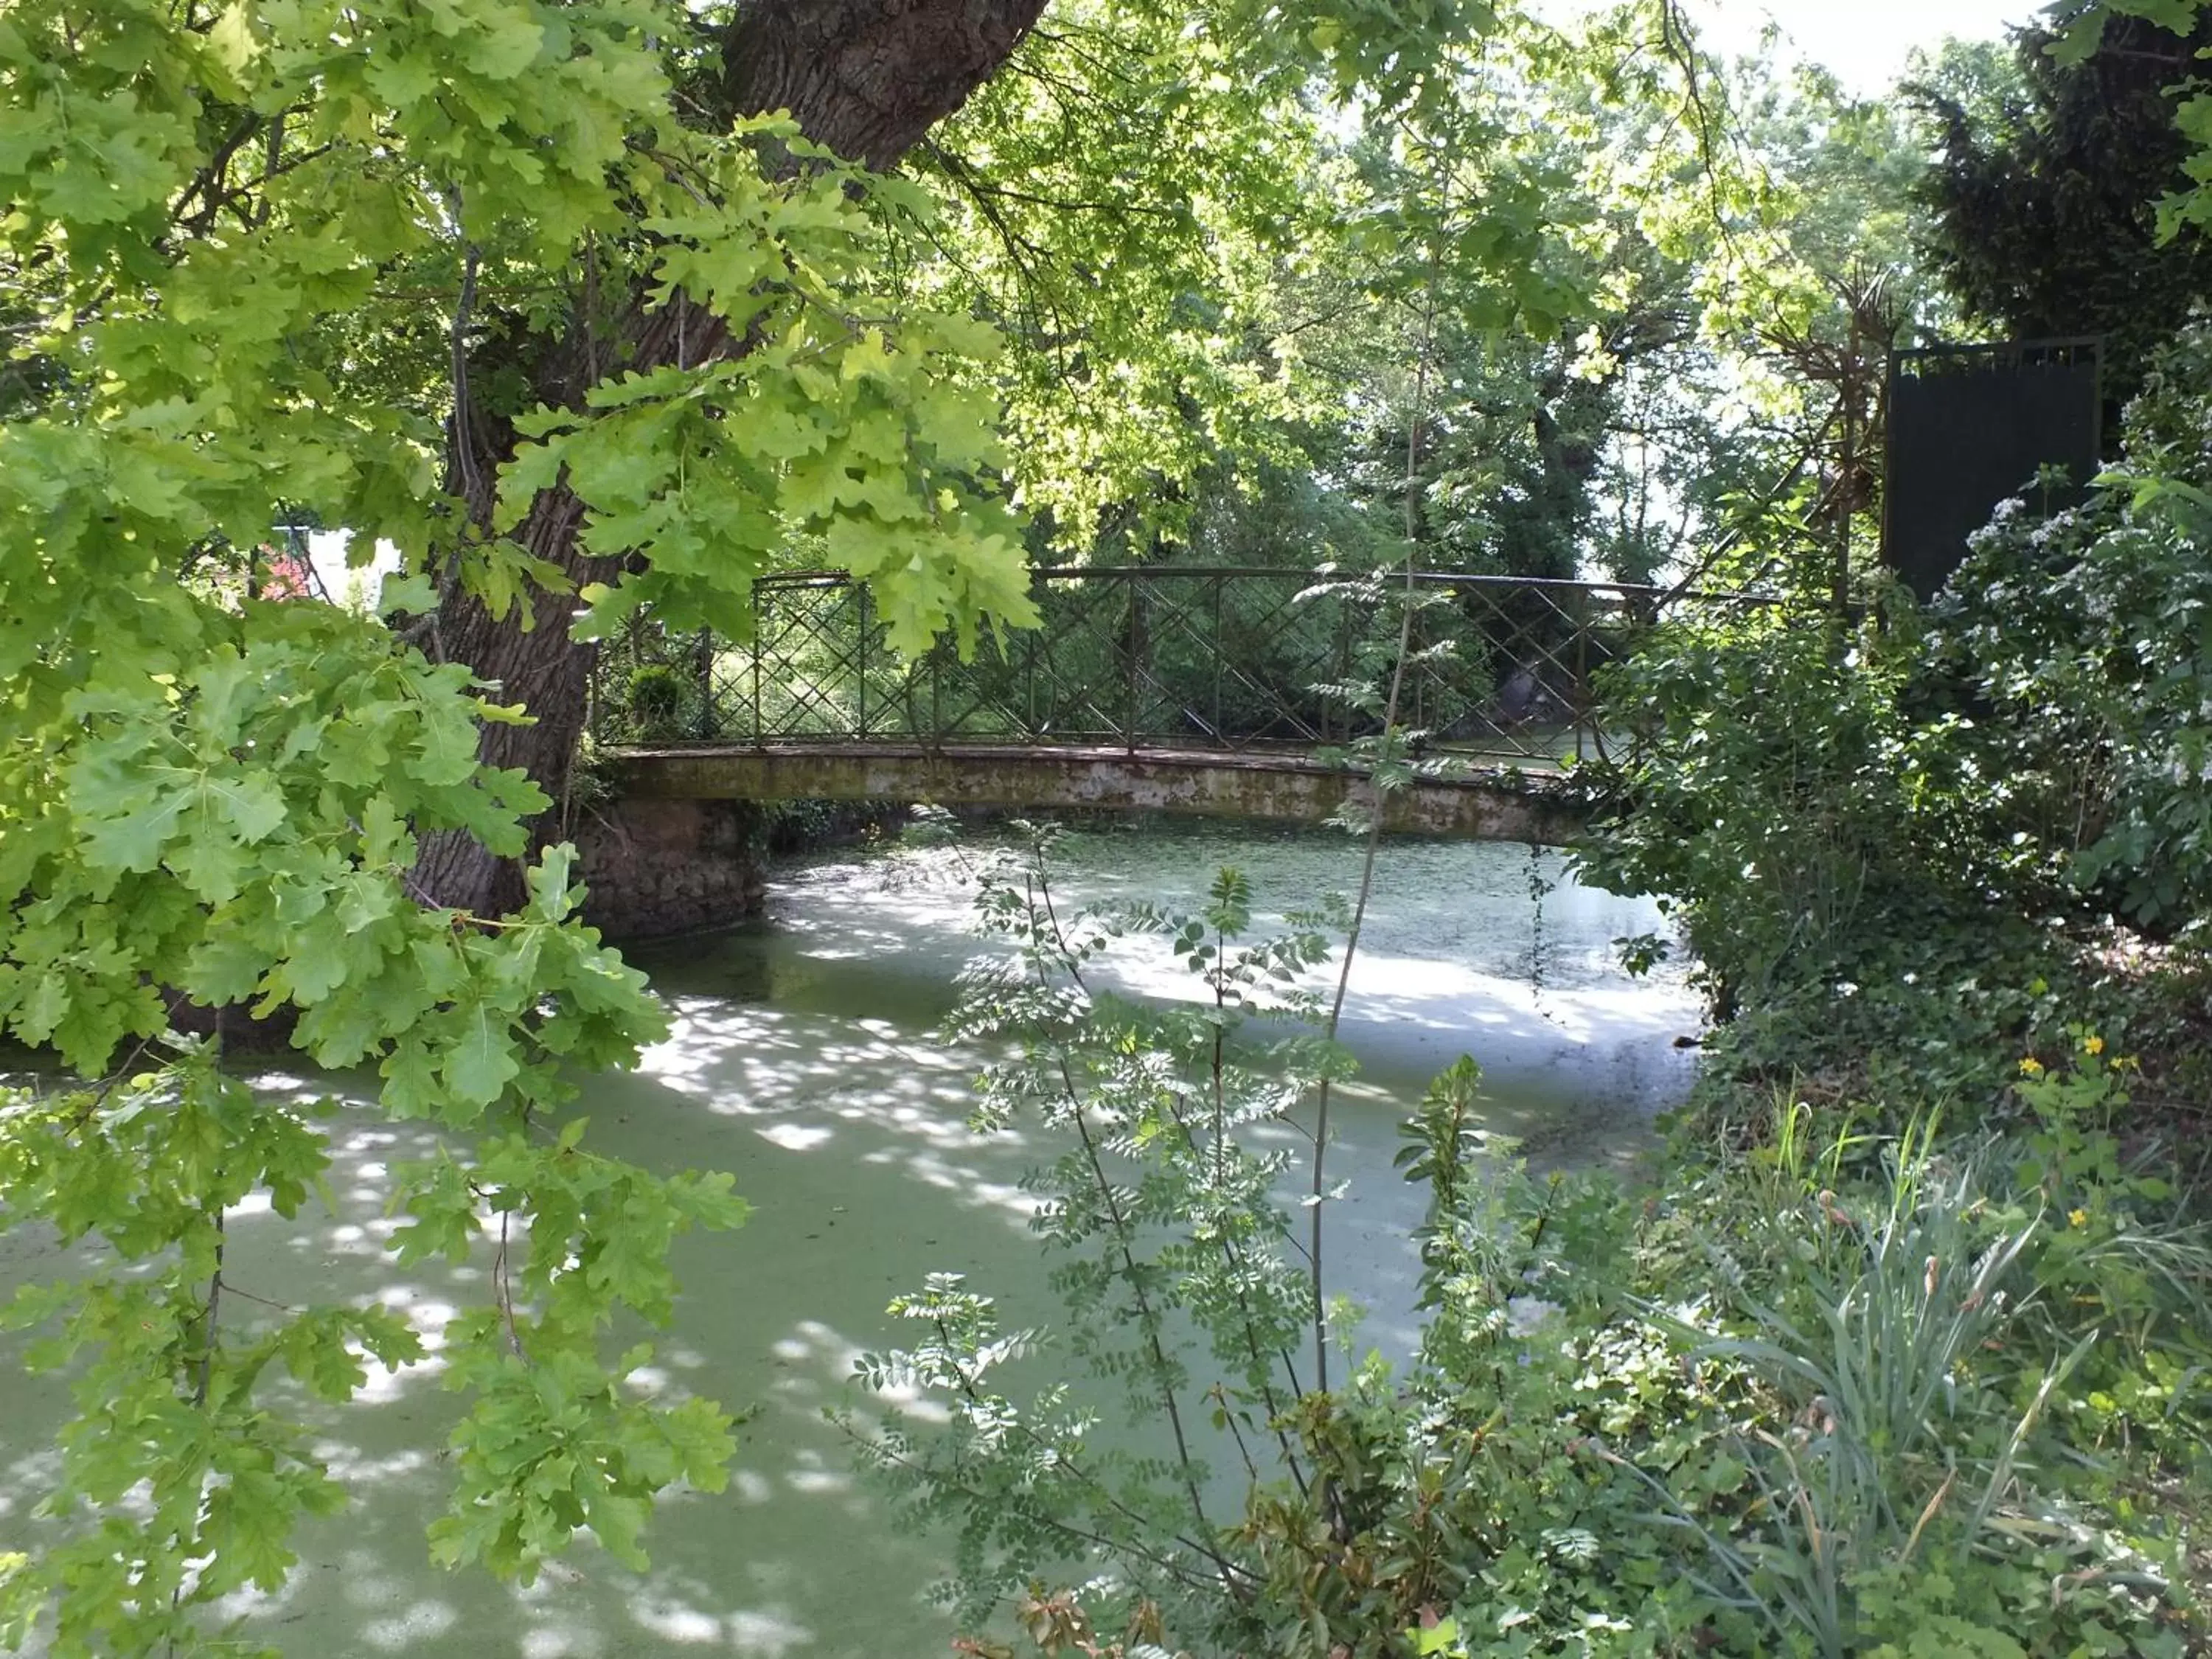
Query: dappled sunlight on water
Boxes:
[
  {"xmin": 0, "ymin": 824, "xmax": 1697, "ymax": 1656},
  {"xmin": 629, "ymin": 995, "xmax": 1046, "ymax": 1234}
]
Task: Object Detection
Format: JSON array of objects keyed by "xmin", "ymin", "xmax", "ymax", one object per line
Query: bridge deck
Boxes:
[{"xmin": 607, "ymin": 741, "xmax": 1592, "ymax": 843}]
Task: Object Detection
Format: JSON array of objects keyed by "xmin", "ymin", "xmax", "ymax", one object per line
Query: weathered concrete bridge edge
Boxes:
[
  {"xmin": 613, "ymin": 742, "xmax": 1592, "ymax": 841},
  {"xmin": 575, "ymin": 745, "xmax": 1593, "ymax": 941}
]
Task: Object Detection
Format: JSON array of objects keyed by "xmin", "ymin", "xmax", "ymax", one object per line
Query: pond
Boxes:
[{"xmin": 0, "ymin": 821, "xmax": 1698, "ymax": 1658}]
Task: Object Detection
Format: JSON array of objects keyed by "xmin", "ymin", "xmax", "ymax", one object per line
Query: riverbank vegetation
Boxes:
[
  {"xmin": 7, "ymin": 0, "xmax": 2212, "ymax": 1655},
  {"xmin": 850, "ymin": 815, "xmax": 2212, "ymax": 1657}
]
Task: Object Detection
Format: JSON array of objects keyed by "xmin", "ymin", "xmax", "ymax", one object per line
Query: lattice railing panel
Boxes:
[{"xmin": 588, "ymin": 566, "xmax": 1781, "ymax": 763}]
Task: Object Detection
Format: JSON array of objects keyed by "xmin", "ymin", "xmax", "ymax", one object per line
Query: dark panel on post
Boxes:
[{"xmin": 1882, "ymin": 338, "xmax": 2101, "ymax": 601}]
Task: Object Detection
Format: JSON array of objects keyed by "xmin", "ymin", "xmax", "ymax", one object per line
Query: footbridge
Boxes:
[{"xmin": 592, "ymin": 566, "xmax": 1765, "ymax": 841}]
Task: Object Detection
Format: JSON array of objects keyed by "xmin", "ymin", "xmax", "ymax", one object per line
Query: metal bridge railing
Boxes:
[{"xmin": 589, "ymin": 566, "xmax": 1773, "ymax": 765}]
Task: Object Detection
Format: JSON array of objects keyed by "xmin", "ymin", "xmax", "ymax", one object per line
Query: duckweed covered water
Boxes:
[{"xmin": 0, "ymin": 823, "xmax": 1698, "ymax": 1657}]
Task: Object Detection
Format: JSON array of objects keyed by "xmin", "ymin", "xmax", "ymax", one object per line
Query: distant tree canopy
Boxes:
[{"xmin": 1909, "ymin": 8, "xmax": 2212, "ymax": 408}]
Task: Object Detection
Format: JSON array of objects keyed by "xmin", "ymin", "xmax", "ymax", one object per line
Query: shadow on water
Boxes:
[
  {"xmin": 0, "ymin": 824, "xmax": 1699, "ymax": 1656},
  {"xmin": 2, "ymin": 1026, "xmax": 1054, "ymax": 1658}
]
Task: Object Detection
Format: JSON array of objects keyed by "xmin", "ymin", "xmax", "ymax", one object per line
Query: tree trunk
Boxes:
[
  {"xmin": 417, "ymin": 0, "xmax": 1045, "ymax": 914},
  {"xmin": 412, "ymin": 490, "xmax": 625, "ymax": 916},
  {"xmin": 723, "ymin": 0, "xmax": 1045, "ymax": 171}
]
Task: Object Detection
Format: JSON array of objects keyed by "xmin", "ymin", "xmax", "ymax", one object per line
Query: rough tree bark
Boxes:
[{"xmin": 414, "ymin": 0, "xmax": 1046, "ymax": 913}]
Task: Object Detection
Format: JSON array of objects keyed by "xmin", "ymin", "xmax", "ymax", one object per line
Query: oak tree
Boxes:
[{"xmin": 0, "ymin": 0, "xmax": 1508, "ymax": 1648}]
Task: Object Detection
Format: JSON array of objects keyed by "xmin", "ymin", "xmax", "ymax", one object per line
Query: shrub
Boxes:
[
  {"xmin": 1573, "ymin": 602, "xmax": 2064, "ymax": 1095},
  {"xmin": 625, "ymin": 664, "xmax": 689, "ymax": 740},
  {"xmin": 1920, "ymin": 324, "xmax": 2212, "ymax": 937},
  {"xmin": 1576, "ymin": 324, "xmax": 2212, "ymax": 1102}
]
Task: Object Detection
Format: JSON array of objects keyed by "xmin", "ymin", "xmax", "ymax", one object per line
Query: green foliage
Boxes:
[
  {"xmin": 499, "ymin": 121, "xmax": 1037, "ymax": 653},
  {"xmin": 0, "ymin": 0, "xmax": 1053, "ymax": 1647},
  {"xmin": 917, "ymin": 0, "xmax": 1926, "ymax": 586},
  {"xmin": 910, "ymin": 0, "xmax": 1619, "ymax": 564},
  {"xmin": 826, "ymin": 18, "xmax": 2212, "ymax": 1643},
  {"xmin": 1914, "ymin": 324, "xmax": 2212, "ymax": 936},
  {"xmin": 0, "ymin": 1046, "xmax": 749, "ymax": 1652},
  {"xmin": 1681, "ymin": 1142, "xmax": 2065, "ymax": 1656},
  {"xmin": 909, "ymin": 0, "xmax": 1332, "ymax": 552},
  {"xmin": 1577, "ymin": 323, "xmax": 2212, "ymax": 1094},
  {"xmin": 12, "ymin": 0, "xmax": 2211, "ymax": 1649},
  {"xmin": 1909, "ymin": 7, "xmax": 2212, "ymax": 406},
  {"xmin": 847, "ymin": 827, "xmax": 1348, "ymax": 1640},
  {"xmin": 1573, "ymin": 602, "xmax": 2053, "ymax": 1088},
  {"xmin": 858, "ymin": 842, "xmax": 2209, "ymax": 1659},
  {"xmin": 1266, "ymin": 1108, "xmax": 2202, "ymax": 1659},
  {"xmin": 625, "ymin": 664, "xmax": 691, "ymax": 742},
  {"xmin": 2037, "ymin": 0, "xmax": 2212, "ymax": 244},
  {"xmin": 0, "ymin": 1057, "xmax": 411, "ymax": 1654}
]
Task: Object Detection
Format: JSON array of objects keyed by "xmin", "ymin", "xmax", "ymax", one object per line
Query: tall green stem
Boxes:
[
  {"xmin": 1027, "ymin": 862, "xmax": 1245, "ymax": 1599},
  {"xmin": 1308, "ymin": 138, "xmax": 1449, "ymax": 1397}
]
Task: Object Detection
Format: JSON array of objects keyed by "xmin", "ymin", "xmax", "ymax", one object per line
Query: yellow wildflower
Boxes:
[
  {"xmin": 2084, "ymin": 1034, "xmax": 2106, "ymax": 1057},
  {"xmin": 2019, "ymin": 1057, "xmax": 2045, "ymax": 1077},
  {"xmin": 2069, "ymin": 1208, "xmax": 2089, "ymax": 1229}
]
